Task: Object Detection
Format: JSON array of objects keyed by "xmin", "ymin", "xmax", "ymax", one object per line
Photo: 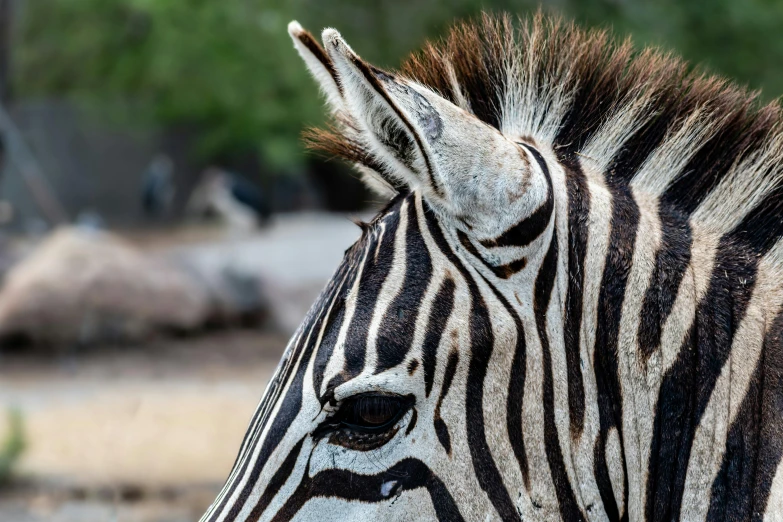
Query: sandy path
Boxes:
[{"xmin": 0, "ymin": 329, "xmax": 287, "ymax": 521}]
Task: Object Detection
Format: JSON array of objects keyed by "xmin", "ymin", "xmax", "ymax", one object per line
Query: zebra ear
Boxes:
[
  {"xmin": 289, "ymin": 22, "xmax": 398, "ymax": 199},
  {"xmin": 321, "ymin": 28, "xmax": 437, "ymax": 193},
  {"xmin": 288, "ymin": 21, "xmax": 344, "ymax": 112},
  {"xmin": 317, "ymin": 29, "xmax": 541, "ymax": 240}
]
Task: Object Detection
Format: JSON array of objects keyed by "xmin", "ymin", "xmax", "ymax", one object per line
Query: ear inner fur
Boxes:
[{"xmin": 345, "ymin": 52, "xmax": 444, "ymax": 199}]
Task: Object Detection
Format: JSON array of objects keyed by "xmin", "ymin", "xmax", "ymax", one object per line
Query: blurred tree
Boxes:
[
  {"xmin": 16, "ymin": 0, "xmax": 319, "ymax": 168},
  {"xmin": 561, "ymin": 0, "xmax": 783, "ymax": 101},
  {"xmin": 0, "ymin": 0, "xmax": 11, "ymax": 102},
  {"xmin": 12, "ymin": 0, "xmax": 783, "ymax": 173}
]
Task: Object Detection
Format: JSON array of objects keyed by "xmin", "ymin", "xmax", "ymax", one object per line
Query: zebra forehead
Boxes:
[{"xmin": 310, "ymin": 193, "xmax": 451, "ymax": 394}]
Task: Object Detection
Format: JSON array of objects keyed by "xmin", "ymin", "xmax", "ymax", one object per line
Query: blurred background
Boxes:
[{"xmin": 0, "ymin": 0, "xmax": 781, "ymax": 520}]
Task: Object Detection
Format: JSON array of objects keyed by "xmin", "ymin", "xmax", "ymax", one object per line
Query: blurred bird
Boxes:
[
  {"xmin": 187, "ymin": 168, "xmax": 271, "ymax": 231},
  {"xmin": 141, "ymin": 154, "xmax": 175, "ymax": 218}
]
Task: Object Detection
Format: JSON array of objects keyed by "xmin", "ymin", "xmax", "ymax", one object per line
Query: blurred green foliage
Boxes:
[
  {"xmin": 13, "ymin": 0, "xmax": 783, "ymax": 171},
  {"xmin": 0, "ymin": 409, "xmax": 25, "ymax": 483}
]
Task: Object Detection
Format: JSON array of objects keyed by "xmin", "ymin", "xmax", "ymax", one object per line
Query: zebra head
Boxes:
[
  {"xmin": 201, "ymin": 23, "xmax": 562, "ymax": 522},
  {"xmin": 204, "ymin": 14, "xmax": 783, "ymax": 522}
]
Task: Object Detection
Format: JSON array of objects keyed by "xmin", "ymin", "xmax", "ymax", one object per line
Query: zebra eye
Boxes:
[
  {"xmin": 337, "ymin": 394, "xmax": 412, "ymax": 432},
  {"xmin": 315, "ymin": 393, "xmax": 414, "ymax": 451}
]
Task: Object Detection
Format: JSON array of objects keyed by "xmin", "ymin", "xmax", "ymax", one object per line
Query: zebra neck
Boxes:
[{"xmin": 559, "ymin": 168, "xmax": 783, "ymax": 519}]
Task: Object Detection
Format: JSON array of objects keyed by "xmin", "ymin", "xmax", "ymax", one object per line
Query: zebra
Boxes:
[{"xmin": 201, "ymin": 12, "xmax": 783, "ymax": 522}]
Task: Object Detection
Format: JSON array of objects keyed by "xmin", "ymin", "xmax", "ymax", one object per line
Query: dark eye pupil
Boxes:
[
  {"xmin": 356, "ymin": 396, "xmax": 395, "ymax": 425},
  {"xmin": 337, "ymin": 394, "xmax": 408, "ymax": 430}
]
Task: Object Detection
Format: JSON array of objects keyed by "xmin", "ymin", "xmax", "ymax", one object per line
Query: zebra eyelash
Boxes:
[
  {"xmin": 313, "ymin": 394, "xmax": 414, "ymax": 435},
  {"xmin": 311, "ymin": 394, "xmax": 415, "ymax": 452}
]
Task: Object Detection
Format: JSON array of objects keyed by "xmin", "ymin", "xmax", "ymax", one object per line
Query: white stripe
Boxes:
[
  {"xmin": 365, "ymin": 200, "xmax": 410, "ymax": 372},
  {"xmin": 580, "ymin": 95, "xmax": 655, "ymax": 175},
  {"xmin": 692, "ymin": 134, "xmax": 783, "ymax": 233},
  {"xmin": 765, "ymin": 458, "xmax": 783, "ymax": 521},
  {"xmin": 616, "ymin": 188, "xmax": 662, "ymax": 519},
  {"xmin": 630, "ymin": 108, "xmax": 718, "ymax": 196}
]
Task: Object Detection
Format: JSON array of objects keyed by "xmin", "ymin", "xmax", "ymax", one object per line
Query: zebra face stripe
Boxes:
[
  {"xmin": 422, "ymin": 277, "xmax": 456, "ymax": 398},
  {"xmin": 479, "ymin": 144, "xmax": 554, "ymax": 250},
  {"xmin": 373, "ymin": 198, "xmax": 433, "ymax": 374}
]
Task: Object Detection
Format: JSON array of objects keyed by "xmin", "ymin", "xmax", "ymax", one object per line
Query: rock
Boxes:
[
  {"xmin": 169, "ymin": 251, "xmax": 269, "ymax": 326},
  {"xmin": 163, "ymin": 212, "xmax": 365, "ymax": 334},
  {"xmin": 0, "ymin": 227, "xmax": 211, "ymax": 345}
]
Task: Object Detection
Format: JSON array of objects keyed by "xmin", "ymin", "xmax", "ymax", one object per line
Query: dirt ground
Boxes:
[{"xmin": 0, "ymin": 328, "xmax": 288, "ymax": 522}]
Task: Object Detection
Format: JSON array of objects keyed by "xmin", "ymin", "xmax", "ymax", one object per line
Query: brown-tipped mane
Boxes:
[{"xmin": 306, "ymin": 12, "xmax": 783, "ymax": 254}]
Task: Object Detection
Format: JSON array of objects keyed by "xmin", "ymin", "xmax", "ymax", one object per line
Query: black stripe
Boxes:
[
  {"xmin": 644, "ymin": 326, "xmax": 696, "ymax": 522},
  {"xmin": 661, "ymin": 108, "xmax": 768, "ymax": 217},
  {"xmin": 479, "ymin": 145, "xmax": 553, "ymax": 249},
  {"xmin": 472, "ymin": 267, "xmax": 531, "ymax": 489},
  {"xmin": 422, "ymin": 277, "xmax": 456, "ymax": 397},
  {"xmin": 707, "ymin": 303, "xmax": 783, "ymax": 519},
  {"xmin": 707, "ymin": 349, "xmax": 763, "ymax": 520},
  {"xmin": 493, "ymin": 257, "xmax": 528, "ymax": 278},
  {"xmin": 341, "ymin": 205, "xmax": 401, "ymax": 380},
  {"xmin": 593, "ymin": 180, "xmax": 639, "ymax": 522},
  {"xmin": 247, "ymin": 438, "xmax": 305, "ymax": 519},
  {"xmin": 271, "ymin": 457, "xmax": 465, "ymax": 522},
  {"xmin": 375, "ymin": 199, "xmax": 433, "ymax": 373},
  {"xmin": 646, "ymin": 237, "xmax": 758, "ymax": 520},
  {"xmin": 434, "ymin": 349, "xmax": 459, "ymax": 455},
  {"xmin": 458, "ymin": 229, "xmax": 527, "ymax": 279},
  {"xmin": 501, "ymin": 291, "xmax": 530, "ymax": 489},
  {"xmin": 472, "ymin": 264, "xmax": 530, "ymax": 490},
  {"xmin": 637, "ymin": 203, "xmax": 692, "ymax": 362},
  {"xmin": 535, "ymin": 229, "xmax": 586, "ymax": 521},
  {"xmin": 561, "ymin": 153, "xmax": 589, "ymax": 439},
  {"xmin": 730, "ymin": 183, "xmax": 783, "ymax": 256},
  {"xmin": 423, "ymin": 203, "xmax": 522, "ymax": 522},
  {"xmin": 752, "ymin": 305, "xmax": 783, "ymax": 515},
  {"xmin": 312, "ymin": 294, "xmax": 346, "ymax": 404},
  {"xmin": 405, "ymin": 408, "xmax": 418, "ymax": 435},
  {"xmin": 311, "ymin": 259, "xmax": 359, "ymax": 404}
]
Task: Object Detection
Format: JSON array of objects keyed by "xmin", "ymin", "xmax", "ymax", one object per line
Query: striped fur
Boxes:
[{"xmin": 201, "ymin": 12, "xmax": 783, "ymax": 522}]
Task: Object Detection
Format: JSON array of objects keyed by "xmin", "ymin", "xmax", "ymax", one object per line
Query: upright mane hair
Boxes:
[{"xmin": 309, "ymin": 12, "xmax": 783, "ymax": 256}]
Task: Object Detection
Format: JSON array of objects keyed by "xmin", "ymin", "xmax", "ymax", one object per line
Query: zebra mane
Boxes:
[{"xmin": 308, "ymin": 12, "xmax": 783, "ymax": 257}]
